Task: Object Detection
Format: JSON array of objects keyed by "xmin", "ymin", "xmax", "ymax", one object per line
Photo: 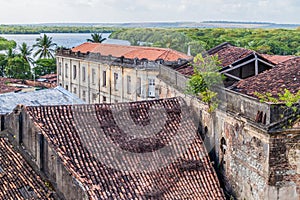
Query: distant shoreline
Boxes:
[{"xmin": 0, "ymin": 21, "xmax": 299, "ymax": 34}]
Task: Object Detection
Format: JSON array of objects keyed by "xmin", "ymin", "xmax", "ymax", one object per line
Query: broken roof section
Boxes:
[
  {"xmin": 0, "ymin": 86, "xmax": 86, "ymax": 115},
  {"xmin": 25, "ymin": 97, "xmax": 225, "ymax": 199},
  {"xmin": 233, "ymin": 57, "xmax": 300, "ymax": 97},
  {"xmin": 0, "ymin": 137, "xmax": 55, "ymax": 199}
]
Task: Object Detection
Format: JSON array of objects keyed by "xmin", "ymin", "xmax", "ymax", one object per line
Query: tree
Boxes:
[
  {"xmin": 187, "ymin": 54, "xmax": 223, "ymax": 112},
  {"xmin": 4, "ymin": 56, "xmax": 32, "ymax": 79},
  {"xmin": 33, "ymin": 58, "xmax": 56, "ymax": 77},
  {"xmin": 18, "ymin": 42, "xmax": 34, "ymax": 65},
  {"xmin": 87, "ymin": 33, "xmax": 107, "ymax": 43},
  {"xmin": 33, "ymin": 34, "xmax": 57, "ymax": 59}
]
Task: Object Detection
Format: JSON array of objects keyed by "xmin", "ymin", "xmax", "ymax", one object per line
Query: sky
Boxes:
[{"xmin": 1, "ymin": 0, "xmax": 300, "ymax": 24}]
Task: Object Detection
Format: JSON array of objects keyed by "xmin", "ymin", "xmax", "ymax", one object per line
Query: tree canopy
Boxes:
[
  {"xmin": 87, "ymin": 33, "xmax": 107, "ymax": 43},
  {"xmin": 110, "ymin": 28, "xmax": 300, "ymax": 56},
  {"xmin": 33, "ymin": 34, "xmax": 57, "ymax": 59}
]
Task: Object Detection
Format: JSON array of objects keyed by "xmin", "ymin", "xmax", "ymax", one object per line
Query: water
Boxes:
[{"xmin": 0, "ymin": 33, "xmax": 130, "ymax": 50}]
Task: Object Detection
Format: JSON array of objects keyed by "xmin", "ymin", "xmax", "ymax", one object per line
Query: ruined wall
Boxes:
[
  {"xmin": 267, "ymin": 132, "xmax": 300, "ymax": 200},
  {"xmin": 5, "ymin": 108, "xmax": 88, "ymax": 200},
  {"xmin": 214, "ymin": 110, "xmax": 270, "ymax": 199},
  {"xmin": 157, "ymin": 77, "xmax": 300, "ymax": 199}
]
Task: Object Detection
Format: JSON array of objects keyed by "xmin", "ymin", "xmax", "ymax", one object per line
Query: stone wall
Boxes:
[
  {"xmin": 5, "ymin": 106, "xmax": 88, "ymax": 200},
  {"xmin": 156, "ymin": 76, "xmax": 300, "ymax": 199}
]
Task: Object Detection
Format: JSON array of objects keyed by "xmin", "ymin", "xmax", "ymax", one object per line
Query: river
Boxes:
[{"xmin": 0, "ymin": 33, "xmax": 130, "ymax": 50}]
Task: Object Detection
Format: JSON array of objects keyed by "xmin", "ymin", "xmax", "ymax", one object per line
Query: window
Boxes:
[
  {"xmin": 73, "ymin": 87, "xmax": 77, "ymax": 94},
  {"xmin": 137, "ymin": 77, "xmax": 141, "ymax": 96},
  {"xmin": 73, "ymin": 65, "xmax": 77, "ymax": 79},
  {"xmin": 92, "ymin": 68, "xmax": 96, "ymax": 84},
  {"xmin": 65, "ymin": 63, "xmax": 68, "ymax": 78},
  {"xmin": 65, "ymin": 85, "xmax": 68, "ymax": 91},
  {"xmin": 102, "ymin": 71, "xmax": 106, "ymax": 86},
  {"xmin": 82, "ymin": 90, "xmax": 86, "ymax": 102},
  {"xmin": 92, "ymin": 93, "xmax": 97, "ymax": 102},
  {"xmin": 59, "ymin": 62, "xmax": 62, "ymax": 75},
  {"xmin": 114, "ymin": 73, "xmax": 118, "ymax": 91},
  {"xmin": 127, "ymin": 75, "xmax": 131, "ymax": 94},
  {"xmin": 148, "ymin": 78, "xmax": 155, "ymax": 98},
  {"xmin": 82, "ymin": 66, "xmax": 86, "ymax": 82},
  {"xmin": 103, "ymin": 96, "xmax": 106, "ymax": 103}
]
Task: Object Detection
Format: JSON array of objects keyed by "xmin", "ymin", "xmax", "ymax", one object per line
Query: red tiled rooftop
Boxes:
[
  {"xmin": 234, "ymin": 57, "xmax": 300, "ymax": 97},
  {"xmin": 260, "ymin": 54, "xmax": 295, "ymax": 65},
  {"xmin": 40, "ymin": 73, "xmax": 57, "ymax": 79},
  {"xmin": 71, "ymin": 42, "xmax": 192, "ymax": 62},
  {"xmin": 0, "ymin": 137, "xmax": 55, "ymax": 199},
  {"xmin": 0, "ymin": 78, "xmax": 22, "ymax": 94},
  {"xmin": 25, "ymin": 97, "xmax": 225, "ymax": 199},
  {"xmin": 207, "ymin": 42, "xmax": 254, "ymax": 67}
]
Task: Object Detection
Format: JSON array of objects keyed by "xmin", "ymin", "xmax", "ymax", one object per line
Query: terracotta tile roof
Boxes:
[
  {"xmin": 24, "ymin": 80, "xmax": 57, "ymax": 88},
  {"xmin": 0, "ymin": 78, "xmax": 22, "ymax": 94},
  {"xmin": 207, "ymin": 42, "xmax": 254, "ymax": 67},
  {"xmin": 40, "ymin": 74, "xmax": 57, "ymax": 79},
  {"xmin": 259, "ymin": 54, "xmax": 294, "ymax": 65},
  {"xmin": 71, "ymin": 42, "xmax": 192, "ymax": 62},
  {"xmin": 0, "ymin": 137, "xmax": 55, "ymax": 199},
  {"xmin": 176, "ymin": 63, "xmax": 194, "ymax": 76},
  {"xmin": 233, "ymin": 57, "xmax": 300, "ymax": 97},
  {"xmin": 25, "ymin": 98, "xmax": 225, "ymax": 199}
]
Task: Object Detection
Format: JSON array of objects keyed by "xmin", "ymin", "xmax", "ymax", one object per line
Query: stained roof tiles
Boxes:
[
  {"xmin": 25, "ymin": 97, "xmax": 225, "ymax": 199},
  {"xmin": 234, "ymin": 57, "xmax": 300, "ymax": 97},
  {"xmin": 0, "ymin": 137, "xmax": 55, "ymax": 199},
  {"xmin": 71, "ymin": 42, "xmax": 192, "ymax": 62}
]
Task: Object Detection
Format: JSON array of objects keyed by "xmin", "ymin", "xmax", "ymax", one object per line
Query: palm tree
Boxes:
[
  {"xmin": 18, "ymin": 42, "xmax": 34, "ymax": 65},
  {"xmin": 33, "ymin": 34, "xmax": 57, "ymax": 59},
  {"xmin": 87, "ymin": 33, "xmax": 107, "ymax": 43}
]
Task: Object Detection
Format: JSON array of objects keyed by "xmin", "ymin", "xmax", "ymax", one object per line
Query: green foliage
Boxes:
[
  {"xmin": 4, "ymin": 56, "xmax": 32, "ymax": 79},
  {"xmin": 33, "ymin": 58, "xmax": 56, "ymax": 77},
  {"xmin": 111, "ymin": 28, "xmax": 300, "ymax": 56},
  {"xmin": 87, "ymin": 33, "xmax": 107, "ymax": 43},
  {"xmin": 254, "ymin": 89, "xmax": 300, "ymax": 109},
  {"xmin": 18, "ymin": 42, "xmax": 34, "ymax": 65},
  {"xmin": 0, "ymin": 25, "xmax": 118, "ymax": 34},
  {"xmin": 0, "ymin": 37, "xmax": 16, "ymax": 51},
  {"xmin": 110, "ymin": 28, "xmax": 197, "ymax": 55},
  {"xmin": 33, "ymin": 34, "xmax": 57, "ymax": 59},
  {"xmin": 187, "ymin": 54, "xmax": 223, "ymax": 112}
]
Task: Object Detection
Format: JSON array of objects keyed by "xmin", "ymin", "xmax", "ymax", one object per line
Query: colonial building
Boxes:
[
  {"xmin": 56, "ymin": 43, "xmax": 192, "ymax": 104},
  {"xmin": 157, "ymin": 49, "xmax": 300, "ymax": 200}
]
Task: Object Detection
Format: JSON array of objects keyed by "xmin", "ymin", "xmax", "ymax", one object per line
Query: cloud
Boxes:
[{"xmin": 0, "ymin": 0, "xmax": 299, "ymax": 24}]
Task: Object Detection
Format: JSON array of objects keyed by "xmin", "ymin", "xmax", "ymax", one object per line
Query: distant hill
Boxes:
[{"xmin": 18, "ymin": 21, "xmax": 300, "ymax": 29}]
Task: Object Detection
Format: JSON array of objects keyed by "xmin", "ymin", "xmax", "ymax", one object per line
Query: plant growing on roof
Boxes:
[
  {"xmin": 254, "ymin": 89, "xmax": 300, "ymax": 128},
  {"xmin": 186, "ymin": 53, "xmax": 223, "ymax": 112}
]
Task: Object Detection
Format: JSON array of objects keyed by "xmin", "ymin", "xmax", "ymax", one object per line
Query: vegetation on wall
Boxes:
[
  {"xmin": 186, "ymin": 54, "xmax": 224, "ymax": 112},
  {"xmin": 254, "ymin": 90, "xmax": 300, "ymax": 128}
]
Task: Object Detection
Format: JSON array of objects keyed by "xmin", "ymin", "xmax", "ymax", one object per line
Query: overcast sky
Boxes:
[{"xmin": 1, "ymin": 0, "xmax": 299, "ymax": 24}]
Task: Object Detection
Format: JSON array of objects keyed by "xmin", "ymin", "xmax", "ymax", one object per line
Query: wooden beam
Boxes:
[
  {"xmin": 223, "ymin": 73, "xmax": 242, "ymax": 81},
  {"xmin": 220, "ymin": 57, "xmax": 256, "ymax": 74},
  {"xmin": 254, "ymin": 54, "xmax": 258, "ymax": 75},
  {"xmin": 257, "ymin": 58, "xmax": 275, "ymax": 68}
]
